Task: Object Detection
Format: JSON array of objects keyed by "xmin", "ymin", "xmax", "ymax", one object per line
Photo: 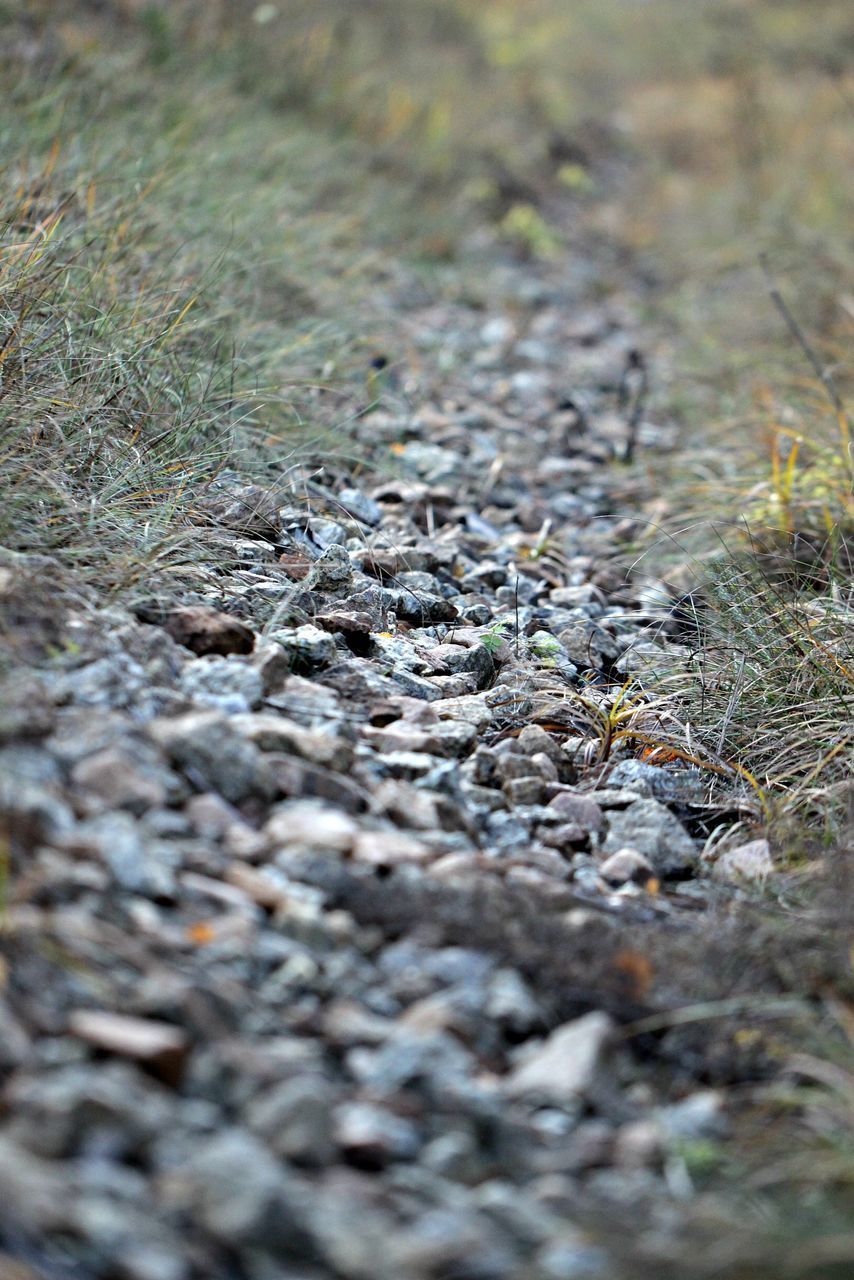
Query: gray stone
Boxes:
[
  {"xmin": 63, "ymin": 811, "xmax": 177, "ymax": 897},
  {"xmin": 545, "ymin": 792, "xmax": 604, "ymax": 834},
  {"xmin": 557, "ymin": 623, "xmax": 617, "ymax": 669},
  {"xmin": 657, "ymin": 1090, "xmax": 726, "ymax": 1141},
  {"xmin": 606, "ymin": 760, "xmax": 705, "ymax": 804},
  {"xmin": 598, "ymin": 847, "xmax": 656, "ymax": 886},
  {"xmin": 428, "ymin": 642, "xmax": 494, "ymax": 687},
  {"xmin": 348, "ymin": 1030, "xmax": 475, "ymax": 1094},
  {"xmin": 485, "ymin": 969, "xmax": 543, "ymax": 1037},
  {"xmin": 504, "ymin": 776, "xmax": 546, "ymax": 806},
  {"xmin": 388, "ymin": 668, "xmax": 443, "ymax": 701},
  {"xmin": 264, "ymin": 801, "xmax": 358, "ymax": 851},
  {"xmin": 602, "ymin": 799, "xmax": 697, "ymax": 877},
  {"xmin": 0, "ymin": 1135, "xmax": 73, "ymax": 1234},
  {"xmin": 166, "ymin": 1128, "xmax": 315, "ymax": 1253},
  {"xmin": 391, "ymin": 588, "xmax": 458, "ymax": 625},
  {"xmin": 338, "ymin": 488, "xmax": 382, "ymax": 526},
  {"xmin": 306, "ymin": 545, "xmax": 354, "ymax": 593},
  {"xmin": 247, "ymin": 1076, "xmax": 337, "ymax": 1165},
  {"xmin": 179, "ymin": 656, "xmax": 264, "ymax": 713},
  {"xmin": 503, "ymin": 1012, "xmax": 614, "ymax": 1103},
  {"xmin": 71, "ymin": 746, "xmax": 176, "ymax": 813},
  {"xmin": 0, "ymin": 774, "xmax": 75, "ymax": 843},
  {"xmin": 537, "ymin": 1236, "xmax": 610, "ymax": 1278},
  {"xmin": 334, "ymin": 1101, "xmax": 421, "ymax": 1167},
  {"xmin": 56, "ymin": 652, "xmax": 149, "ymax": 712},
  {"xmin": 711, "ymin": 838, "xmax": 773, "ymax": 884},
  {"xmin": 232, "ymin": 714, "xmax": 352, "ymax": 769},
  {"xmin": 199, "ymin": 481, "xmax": 281, "ymax": 539},
  {"xmin": 149, "ymin": 712, "xmax": 277, "ymax": 803},
  {"xmin": 272, "ymin": 623, "xmax": 339, "ymax": 673},
  {"xmin": 307, "ymin": 515, "xmax": 348, "ymax": 548},
  {"xmin": 6, "ymin": 1061, "xmax": 173, "ymax": 1158},
  {"xmin": 396, "ymin": 441, "xmax": 461, "ymax": 484}
]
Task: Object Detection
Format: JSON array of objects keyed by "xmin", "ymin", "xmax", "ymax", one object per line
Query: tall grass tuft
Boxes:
[{"xmin": 0, "ymin": 148, "xmax": 238, "ymax": 589}]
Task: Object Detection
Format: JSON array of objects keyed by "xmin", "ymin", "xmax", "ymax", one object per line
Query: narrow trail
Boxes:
[{"xmin": 0, "ymin": 193, "xmax": 834, "ymax": 1280}]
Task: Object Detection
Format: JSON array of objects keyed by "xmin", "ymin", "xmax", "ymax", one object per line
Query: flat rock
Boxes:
[
  {"xmin": 503, "ymin": 1012, "xmax": 615, "ymax": 1103},
  {"xmin": 68, "ymin": 1011, "xmax": 189, "ymax": 1085}
]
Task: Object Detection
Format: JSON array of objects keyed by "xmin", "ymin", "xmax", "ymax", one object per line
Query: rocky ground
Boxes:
[{"xmin": 0, "ymin": 225, "xmax": 824, "ymax": 1280}]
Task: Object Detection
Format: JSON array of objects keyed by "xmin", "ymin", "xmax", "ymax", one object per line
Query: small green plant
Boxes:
[
  {"xmin": 498, "ymin": 203, "xmax": 561, "ymax": 259},
  {"xmin": 481, "ymin": 619, "xmax": 514, "ymax": 654},
  {"xmin": 529, "ymin": 631, "xmax": 562, "ymax": 666}
]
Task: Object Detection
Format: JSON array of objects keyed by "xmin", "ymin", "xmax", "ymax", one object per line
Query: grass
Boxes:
[{"xmin": 0, "ymin": 8, "xmax": 444, "ymax": 600}]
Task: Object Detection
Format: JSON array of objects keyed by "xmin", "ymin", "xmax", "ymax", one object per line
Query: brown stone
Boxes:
[
  {"xmin": 164, "ymin": 606, "xmax": 254, "ymax": 657},
  {"xmin": 68, "ymin": 1010, "xmax": 189, "ymax": 1086}
]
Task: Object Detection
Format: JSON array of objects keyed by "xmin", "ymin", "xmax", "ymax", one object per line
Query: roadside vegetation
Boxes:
[{"xmin": 2, "ymin": 1, "xmax": 852, "ymax": 1273}]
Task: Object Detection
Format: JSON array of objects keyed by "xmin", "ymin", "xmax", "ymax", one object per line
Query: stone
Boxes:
[
  {"xmin": 602, "ymin": 799, "xmax": 697, "ymax": 877},
  {"xmin": 231, "ymin": 714, "xmax": 352, "ymax": 769},
  {"xmin": 485, "ymin": 969, "xmax": 544, "ymax": 1038},
  {"xmin": 179, "ymin": 656, "xmax": 264, "ymax": 713},
  {"xmin": 657, "ymin": 1091, "xmax": 726, "ymax": 1141},
  {"xmin": 337, "ymin": 488, "xmax": 382, "ymax": 526},
  {"xmin": 55, "ymin": 653, "xmax": 149, "ymax": 713},
  {"xmin": 557, "ymin": 623, "xmax": 617, "ymax": 669},
  {"xmin": 545, "ymin": 792, "xmax": 604, "ymax": 834},
  {"xmin": 61, "ymin": 812, "xmax": 176, "ymax": 898},
  {"xmin": 315, "ymin": 609, "xmax": 374, "ymax": 638},
  {"xmin": 334, "ymin": 1101, "xmax": 420, "ymax": 1168},
  {"xmin": 503, "ymin": 1012, "xmax": 614, "ymax": 1103},
  {"xmin": 306, "ymin": 545, "xmax": 354, "ymax": 594},
  {"xmin": 163, "ymin": 606, "xmax": 255, "ymax": 656},
  {"xmin": 598, "ymin": 847, "xmax": 656, "ymax": 887},
  {"xmin": 613, "ymin": 1119, "xmax": 663, "ymax": 1169},
  {"xmin": 264, "ymin": 801, "xmax": 358, "ymax": 851},
  {"xmin": 71, "ymin": 747, "xmax": 171, "ymax": 813},
  {"xmin": 6, "ymin": 1061, "xmax": 172, "ymax": 1159},
  {"xmin": 391, "ymin": 588, "xmax": 459, "ymax": 625},
  {"xmin": 349, "ymin": 1030, "xmax": 475, "ymax": 1094},
  {"xmin": 427, "ymin": 642, "xmax": 494, "ymax": 687},
  {"xmin": 68, "ymin": 1011, "xmax": 189, "ymax": 1086},
  {"xmin": 541, "ymin": 822, "xmax": 588, "ymax": 852},
  {"xmin": 388, "ymin": 668, "xmax": 444, "ymax": 702},
  {"xmin": 165, "ymin": 1128, "xmax": 314, "ymax": 1253},
  {"xmin": 711, "ymin": 838, "xmax": 773, "ymax": 884},
  {"xmin": 364, "ymin": 719, "xmax": 476, "ymax": 760},
  {"xmin": 247, "ymin": 1076, "xmax": 337, "ymax": 1166},
  {"xmin": 606, "ymin": 759, "xmax": 705, "ymax": 804},
  {"xmin": 0, "ymin": 775, "xmax": 75, "ymax": 845},
  {"xmin": 0, "ymin": 1136, "xmax": 72, "ymax": 1234},
  {"xmin": 435, "ymin": 694, "xmax": 494, "ymax": 731},
  {"xmin": 503, "ymin": 776, "xmax": 546, "ymax": 806},
  {"xmin": 149, "ymin": 712, "xmax": 277, "ymax": 802},
  {"xmin": 351, "ymin": 830, "xmax": 431, "ymax": 866},
  {"xmin": 271, "ymin": 623, "xmax": 339, "ymax": 673}
]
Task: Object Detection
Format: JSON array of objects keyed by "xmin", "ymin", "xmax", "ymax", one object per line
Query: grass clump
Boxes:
[{"xmin": 0, "ymin": 147, "xmax": 236, "ymax": 586}]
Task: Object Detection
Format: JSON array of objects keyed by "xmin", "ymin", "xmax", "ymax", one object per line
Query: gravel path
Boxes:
[{"xmin": 0, "ymin": 228, "xmax": 797, "ymax": 1280}]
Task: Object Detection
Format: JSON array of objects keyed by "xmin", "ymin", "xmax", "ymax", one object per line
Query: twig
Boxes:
[
  {"xmin": 758, "ymin": 253, "xmax": 845, "ymax": 417},
  {"xmin": 618, "ymin": 348, "xmax": 648, "ymax": 463}
]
